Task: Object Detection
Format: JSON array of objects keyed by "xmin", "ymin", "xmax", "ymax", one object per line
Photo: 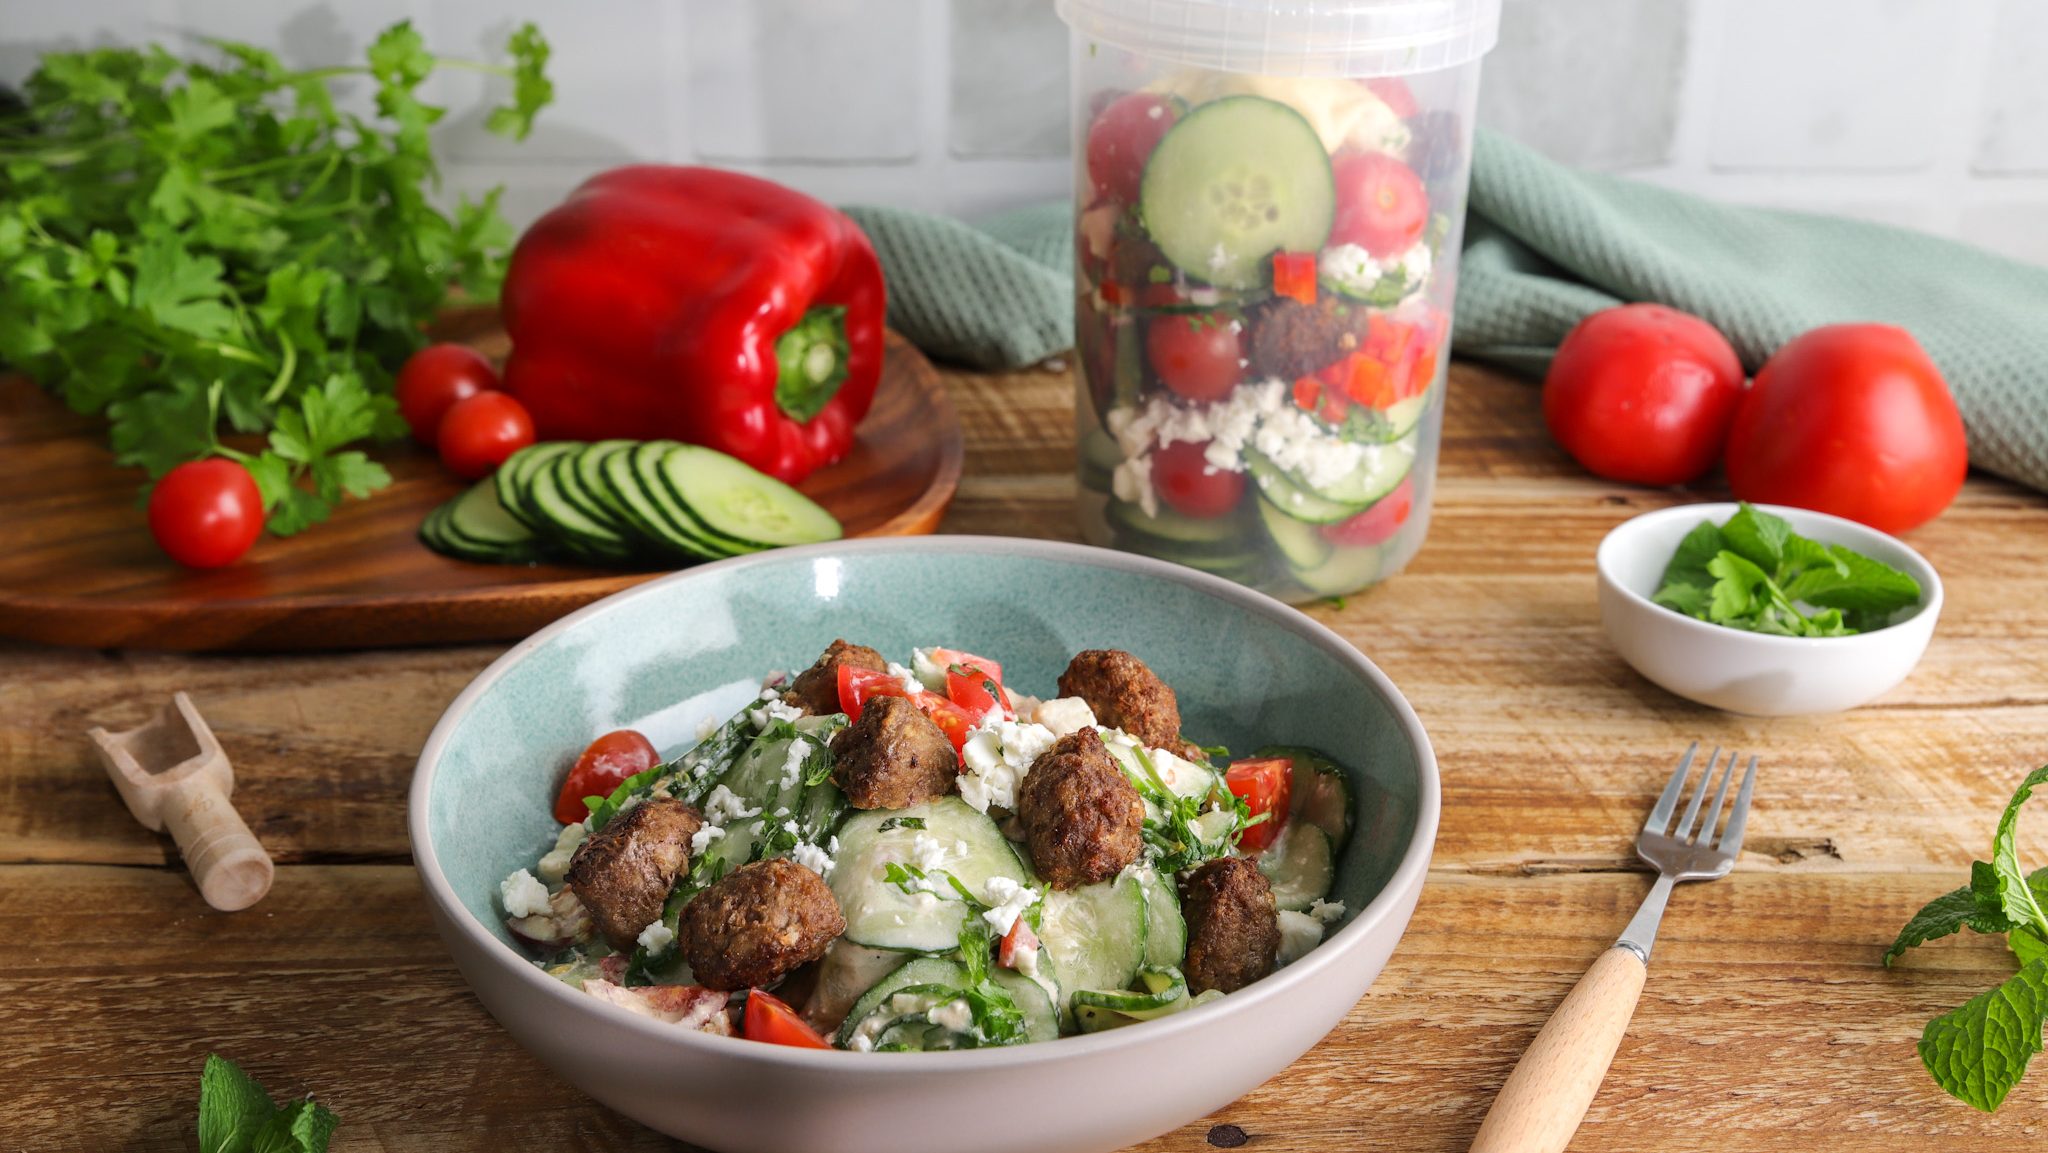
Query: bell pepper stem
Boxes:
[{"xmin": 775, "ymin": 306, "xmax": 851, "ymax": 424}]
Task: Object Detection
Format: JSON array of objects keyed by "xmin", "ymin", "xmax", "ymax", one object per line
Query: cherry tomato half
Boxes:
[
  {"xmin": 1225, "ymin": 757, "xmax": 1293, "ymax": 854},
  {"xmin": 552, "ymin": 729, "xmax": 659, "ymax": 825},
  {"xmin": 1087, "ymin": 92, "xmax": 1179, "ymax": 207},
  {"xmin": 837, "ymin": 666, "xmax": 978, "ymax": 754},
  {"xmin": 148, "ymin": 458, "xmax": 265, "ymax": 569},
  {"xmin": 1542, "ymin": 304, "xmax": 1745, "ymax": 487},
  {"xmin": 1330, "ymin": 153, "xmax": 1428, "ymax": 259},
  {"xmin": 1146, "ymin": 314, "xmax": 1243, "ymax": 403},
  {"xmin": 397, "ymin": 343, "xmax": 499, "ymax": 445},
  {"xmin": 1725, "ymin": 324, "xmax": 1966, "ymax": 533},
  {"xmin": 944, "ymin": 656, "xmax": 1011, "ymax": 721},
  {"xmin": 437, "ymin": 391, "xmax": 535, "ymax": 480},
  {"xmin": 1151, "ymin": 439, "xmax": 1245, "ymax": 519},
  {"xmin": 742, "ymin": 989, "xmax": 833, "ymax": 1049},
  {"xmin": 1319, "ymin": 477, "xmax": 1414, "ymax": 548},
  {"xmin": 1362, "ymin": 77, "xmax": 1418, "ymax": 119}
]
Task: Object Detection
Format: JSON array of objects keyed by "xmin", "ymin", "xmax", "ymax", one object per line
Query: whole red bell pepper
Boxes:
[{"xmin": 499, "ymin": 166, "xmax": 886, "ymax": 483}]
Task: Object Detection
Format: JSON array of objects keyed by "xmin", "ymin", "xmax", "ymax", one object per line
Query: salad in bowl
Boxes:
[{"xmin": 498, "ymin": 639, "xmax": 1358, "ymax": 1050}]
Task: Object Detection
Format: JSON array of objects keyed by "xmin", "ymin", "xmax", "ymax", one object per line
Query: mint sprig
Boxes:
[
  {"xmin": 198, "ymin": 1054, "xmax": 337, "ymax": 1153},
  {"xmin": 1651, "ymin": 503, "xmax": 1921, "ymax": 637},
  {"xmin": 1888, "ymin": 766, "xmax": 2048, "ymax": 1111}
]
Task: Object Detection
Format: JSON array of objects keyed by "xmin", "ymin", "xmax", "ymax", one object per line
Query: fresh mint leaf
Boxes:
[
  {"xmin": 1652, "ymin": 505, "xmax": 1921, "ymax": 637},
  {"xmin": 1706, "ymin": 551, "xmax": 1769, "ymax": 623},
  {"xmin": 1920, "ymin": 957, "xmax": 2048, "ymax": 1113},
  {"xmin": 1656, "ymin": 520, "xmax": 1725, "ymax": 594},
  {"xmin": 2015, "ymin": 927, "xmax": 2048, "ymax": 967},
  {"xmin": 250, "ymin": 1099, "xmax": 339, "ymax": 1153},
  {"xmin": 1786, "ymin": 544, "xmax": 1922, "ymax": 616},
  {"xmin": 1993, "ymin": 767, "xmax": 2048, "ymax": 936},
  {"xmin": 200, "ymin": 1054, "xmax": 277, "ymax": 1153},
  {"xmin": 1886, "ymin": 877, "xmax": 2013, "ymax": 967},
  {"xmin": 1651, "ymin": 581, "xmax": 1712, "ymax": 618},
  {"xmin": 1720, "ymin": 503, "xmax": 1791, "ymax": 571}
]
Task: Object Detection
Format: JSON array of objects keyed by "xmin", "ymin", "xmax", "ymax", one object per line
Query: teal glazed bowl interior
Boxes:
[{"xmin": 411, "ymin": 537, "xmax": 1438, "ymax": 1153}]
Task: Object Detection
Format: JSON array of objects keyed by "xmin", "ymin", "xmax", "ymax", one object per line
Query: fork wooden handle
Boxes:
[{"xmin": 1467, "ymin": 945, "xmax": 1647, "ymax": 1153}]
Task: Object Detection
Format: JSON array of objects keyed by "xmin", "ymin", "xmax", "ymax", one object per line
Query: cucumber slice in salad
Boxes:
[
  {"xmin": 1301, "ymin": 434, "xmax": 1418, "ymax": 508},
  {"xmin": 1256, "ymin": 821, "xmax": 1335, "ymax": 912},
  {"xmin": 1254, "ymin": 744, "xmax": 1355, "ymax": 849},
  {"xmin": 1257, "ymin": 496, "xmax": 1333, "ymax": 569},
  {"xmin": 1244, "ymin": 448, "xmax": 1364, "ymax": 525},
  {"xmin": 1106, "ymin": 498, "xmax": 1245, "ymax": 547},
  {"xmin": 1037, "ymin": 867, "xmax": 1149, "ymax": 1013},
  {"xmin": 1140, "ymin": 96, "xmax": 1335, "ymax": 289},
  {"xmin": 831, "ymin": 798, "xmax": 1030, "ymax": 953},
  {"xmin": 1134, "ymin": 866, "xmax": 1187, "ymax": 970},
  {"xmin": 1289, "ymin": 542, "xmax": 1382, "ymax": 597},
  {"xmin": 836, "ymin": 956, "xmax": 1059, "ymax": 1049}
]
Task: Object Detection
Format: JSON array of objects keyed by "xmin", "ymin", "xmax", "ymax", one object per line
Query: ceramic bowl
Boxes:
[
  {"xmin": 1596, "ymin": 503, "xmax": 1942, "ymax": 716},
  {"xmin": 409, "ymin": 537, "xmax": 1438, "ymax": 1153}
]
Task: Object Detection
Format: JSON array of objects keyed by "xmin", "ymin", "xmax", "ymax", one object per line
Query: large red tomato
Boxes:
[
  {"xmin": 1542, "ymin": 304, "xmax": 1744, "ymax": 486},
  {"xmin": 1725, "ymin": 324, "xmax": 1965, "ymax": 533}
]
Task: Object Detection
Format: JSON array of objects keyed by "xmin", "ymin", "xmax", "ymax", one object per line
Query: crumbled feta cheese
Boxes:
[
  {"xmin": 536, "ymin": 823, "xmax": 589, "ymax": 886},
  {"xmin": 980, "ymin": 876, "xmax": 1040, "ymax": 936},
  {"xmin": 1012, "ymin": 945, "xmax": 1040, "ymax": 977},
  {"xmin": 1276, "ymin": 909, "xmax": 1324, "ymax": 966},
  {"xmin": 500, "ymin": 869, "xmax": 550, "ymax": 919},
  {"xmin": 927, "ymin": 998, "xmax": 975, "ymax": 1033},
  {"xmin": 958, "ymin": 719, "xmax": 1060, "ymax": 813},
  {"xmin": 779, "ymin": 737, "xmax": 810, "ymax": 790},
  {"xmin": 748, "ymin": 698, "xmax": 802, "ymax": 729},
  {"xmin": 783, "ymin": 819, "xmax": 802, "ymax": 837},
  {"xmin": 887, "ymin": 661, "xmax": 924, "ymax": 698},
  {"xmin": 1032, "ymin": 697, "xmax": 1098, "ymax": 737},
  {"xmin": 848, "ymin": 1033, "xmax": 875, "ymax": 1052},
  {"xmin": 910, "ymin": 648, "xmax": 950, "ymax": 693},
  {"xmin": 695, "ymin": 714, "xmax": 720, "ymax": 741},
  {"xmin": 704, "ymin": 784, "xmax": 760, "ymax": 826},
  {"xmin": 910, "ymin": 833, "xmax": 951, "ymax": 873},
  {"xmin": 637, "ymin": 919, "xmax": 675, "ymax": 956},
  {"xmin": 690, "ymin": 824, "xmax": 726, "ymax": 855},
  {"xmin": 1110, "ymin": 451, "xmax": 1156, "ymax": 518},
  {"xmin": 1308, "ymin": 898, "xmax": 1347, "ymax": 924},
  {"xmin": 758, "ymin": 686, "xmax": 783, "ymax": 702},
  {"xmin": 791, "ymin": 840, "xmax": 835, "ymax": 878}
]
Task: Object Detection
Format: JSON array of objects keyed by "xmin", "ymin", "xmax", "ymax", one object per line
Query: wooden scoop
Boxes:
[{"xmin": 89, "ymin": 692, "xmax": 273, "ymax": 911}]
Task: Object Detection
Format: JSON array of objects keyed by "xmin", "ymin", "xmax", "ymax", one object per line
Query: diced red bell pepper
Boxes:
[
  {"xmin": 742, "ymin": 989, "xmax": 833, "ymax": 1049},
  {"xmin": 1225, "ymin": 757, "xmax": 1294, "ymax": 854},
  {"xmin": 1292, "ymin": 377, "xmax": 1322, "ymax": 412},
  {"xmin": 1272, "ymin": 252, "xmax": 1318, "ymax": 306},
  {"xmin": 837, "ymin": 665, "xmax": 979, "ymax": 754},
  {"xmin": 998, "ymin": 917, "xmax": 1041, "ymax": 970}
]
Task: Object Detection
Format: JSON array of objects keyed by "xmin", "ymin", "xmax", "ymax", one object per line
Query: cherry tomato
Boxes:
[
  {"xmin": 1725, "ymin": 324, "xmax": 1966, "ymax": 533},
  {"xmin": 943, "ymin": 654, "xmax": 1011, "ymax": 721},
  {"xmin": 1087, "ymin": 92, "xmax": 1179, "ymax": 206},
  {"xmin": 1329, "ymin": 153, "xmax": 1428, "ymax": 259},
  {"xmin": 1362, "ymin": 77, "xmax": 1417, "ymax": 119},
  {"xmin": 397, "ymin": 343, "xmax": 499, "ymax": 445},
  {"xmin": 437, "ymin": 391, "xmax": 535, "ymax": 480},
  {"xmin": 1146, "ymin": 314, "xmax": 1243, "ymax": 403},
  {"xmin": 1319, "ymin": 477, "xmax": 1414, "ymax": 547},
  {"xmin": 552, "ymin": 729, "xmax": 659, "ymax": 825},
  {"xmin": 1225, "ymin": 757, "xmax": 1293, "ymax": 854},
  {"xmin": 1542, "ymin": 304, "xmax": 1744, "ymax": 487},
  {"xmin": 998, "ymin": 917, "xmax": 1040, "ymax": 970},
  {"xmin": 919, "ymin": 696, "xmax": 980, "ymax": 755},
  {"xmin": 1151, "ymin": 439, "xmax": 1245, "ymax": 519},
  {"xmin": 836, "ymin": 666, "xmax": 978, "ymax": 753},
  {"xmin": 147, "ymin": 458, "xmax": 265, "ymax": 569},
  {"xmin": 926, "ymin": 648, "xmax": 1003, "ymax": 685},
  {"xmin": 742, "ymin": 990, "xmax": 832, "ymax": 1050}
]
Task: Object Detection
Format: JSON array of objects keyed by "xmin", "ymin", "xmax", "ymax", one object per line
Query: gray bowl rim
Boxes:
[
  {"xmin": 408, "ymin": 534, "xmax": 1441, "ymax": 1071},
  {"xmin": 1595, "ymin": 501, "xmax": 1945, "ymax": 649}
]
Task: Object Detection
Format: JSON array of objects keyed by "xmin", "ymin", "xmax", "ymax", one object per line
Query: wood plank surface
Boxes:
[{"xmin": 4, "ymin": 360, "xmax": 2048, "ymax": 1151}]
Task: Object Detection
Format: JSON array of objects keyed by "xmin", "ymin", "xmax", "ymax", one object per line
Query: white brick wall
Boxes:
[{"xmin": 5, "ymin": 0, "xmax": 2046, "ymax": 264}]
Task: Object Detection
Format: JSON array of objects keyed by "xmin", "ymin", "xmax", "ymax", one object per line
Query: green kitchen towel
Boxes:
[{"xmin": 848, "ymin": 130, "xmax": 2048, "ymax": 494}]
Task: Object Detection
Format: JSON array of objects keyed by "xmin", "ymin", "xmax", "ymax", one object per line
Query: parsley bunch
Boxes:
[
  {"xmin": 1886, "ymin": 766, "xmax": 2048, "ymax": 1111},
  {"xmin": 1651, "ymin": 503, "xmax": 1922, "ymax": 637},
  {"xmin": 0, "ymin": 21, "xmax": 551, "ymax": 533}
]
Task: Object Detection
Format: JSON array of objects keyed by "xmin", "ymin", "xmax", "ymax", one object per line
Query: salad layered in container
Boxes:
[{"xmin": 1060, "ymin": 0, "xmax": 1500, "ymax": 601}]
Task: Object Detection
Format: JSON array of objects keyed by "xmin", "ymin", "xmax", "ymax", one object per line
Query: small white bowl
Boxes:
[{"xmin": 1596, "ymin": 503, "xmax": 1942, "ymax": 716}]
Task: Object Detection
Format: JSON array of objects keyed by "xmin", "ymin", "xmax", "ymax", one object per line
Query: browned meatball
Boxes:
[
  {"xmin": 678, "ymin": 858, "xmax": 846, "ymax": 991},
  {"xmin": 565, "ymin": 796, "xmax": 703, "ymax": 951},
  {"xmin": 783, "ymin": 638, "xmax": 886, "ymax": 715},
  {"xmin": 1016, "ymin": 728, "xmax": 1144, "ymax": 889},
  {"xmin": 1182, "ymin": 856, "xmax": 1280, "ymax": 994},
  {"xmin": 1244, "ymin": 296, "xmax": 1360, "ymax": 381},
  {"xmin": 830, "ymin": 694, "xmax": 959, "ymax": 809},
  {"xmin": 1057, "ymin": 649, "xmax": 1185, "ymax": 752}
]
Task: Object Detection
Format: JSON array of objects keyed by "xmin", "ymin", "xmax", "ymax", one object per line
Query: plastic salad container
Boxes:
[{"xmin": 1058, "ymin": 0, "xmax": 1501, "ymax": 602}]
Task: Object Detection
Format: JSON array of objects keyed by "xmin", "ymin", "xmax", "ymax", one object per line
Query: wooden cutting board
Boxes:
[{"xmin": 0, "ymin": 322, "xmax": 962, "ymax": 651}]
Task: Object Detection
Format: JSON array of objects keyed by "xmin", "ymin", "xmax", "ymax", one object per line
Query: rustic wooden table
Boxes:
[{"xmin": 7, "ymin": 361, "xmax": 2048, "ymax": 1152}]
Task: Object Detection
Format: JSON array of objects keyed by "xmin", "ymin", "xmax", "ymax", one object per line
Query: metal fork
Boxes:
[{"xmin": 1468, "ymin": 745, "xmax": 1760, "ymax": 1153}]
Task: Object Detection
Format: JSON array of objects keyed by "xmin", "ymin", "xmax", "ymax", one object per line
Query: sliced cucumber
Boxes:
[
  {"xmin": 1341, "ymin": 388, "xmax": 1433, "ymax": 445},
  {"xmin": 988, "ymin": 966, "xmax": 1061, "ymax": 1045},
  {"xmin": 601, "ymin": 442, "xmax": 725, "ymax": 560},
  {"xmin": 524, "ymin": 450, "xmax": 635, "ymax": 561},
  {"xmin": 1245, "ymin": 448, "xmax": 1366, "ymax": 525},
  {"xmin": 1300, "ymin": 434, "xmax": 1417, "ymax": 507},
  {"xmin": 1134, "ymin": 866, "xmax": 1187, "ymax": 970},
  {"xmin": 804, "ymin": 942, "xmax": 908, "ymax": 1035},
  {"xmin": 837, "ymin": 957, "xmax": 965, "ymax": 1048},
  {"xmin": 832, "ymin": 798, "xmax": 1029, "ymax": 953},
  {"xmin": 1257, "ymin": 496, "xmax": 1333, "ymax": 570},
  {"xmin": 657, "ymin": 444, "xmax": 841, "ymax": 550},
  {"xmin": 424, "ymin": 482, "xmax": 550, "ymax": 564},
  {"xmin": 1140, "ymin": 96, "xmax": 1335, "ymax": 289},
  {"xmin": 630, "ymin": 441, "xmax": 753, "ymax": 554},
  {"xmin": 1256, "ymin": 744, "xmax": 1355, "ymax": 849},
  {"xmin": 1257, "ymin": 821, "xmax": 1335, "ymax": 912},
  {"xmin": 1289, "ymin": 542, "xmax": 1381, "ymax": 597},
  {"xmin": 1072, "ymin": 966, "xmax": 1186, "ymax": 1013},
  {"xmin": 1037, "ymin": 868, "xmax": 1148, "ymax": 1012},
  {"xmin": 495, "ymin": 441, "xmax": 579, "ymax": 533},
  {"xmin": 1105, "ymin": 497, "xmax": 1246, "ymax": 547}
]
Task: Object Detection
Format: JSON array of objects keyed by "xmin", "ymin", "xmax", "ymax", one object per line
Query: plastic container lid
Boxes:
[{"xmin": 1055, "ymin": 0, "xmax": 1500, "ymax": 78}]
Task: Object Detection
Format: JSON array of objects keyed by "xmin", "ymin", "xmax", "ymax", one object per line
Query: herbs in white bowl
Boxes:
[
  {"xmin": 1887, "ymin": 767, "xmax": 2048, "ymax": 1111},
  {"xmin": 1651, "ymin": 503, "xmax": 1922, "ymax": 637}
]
